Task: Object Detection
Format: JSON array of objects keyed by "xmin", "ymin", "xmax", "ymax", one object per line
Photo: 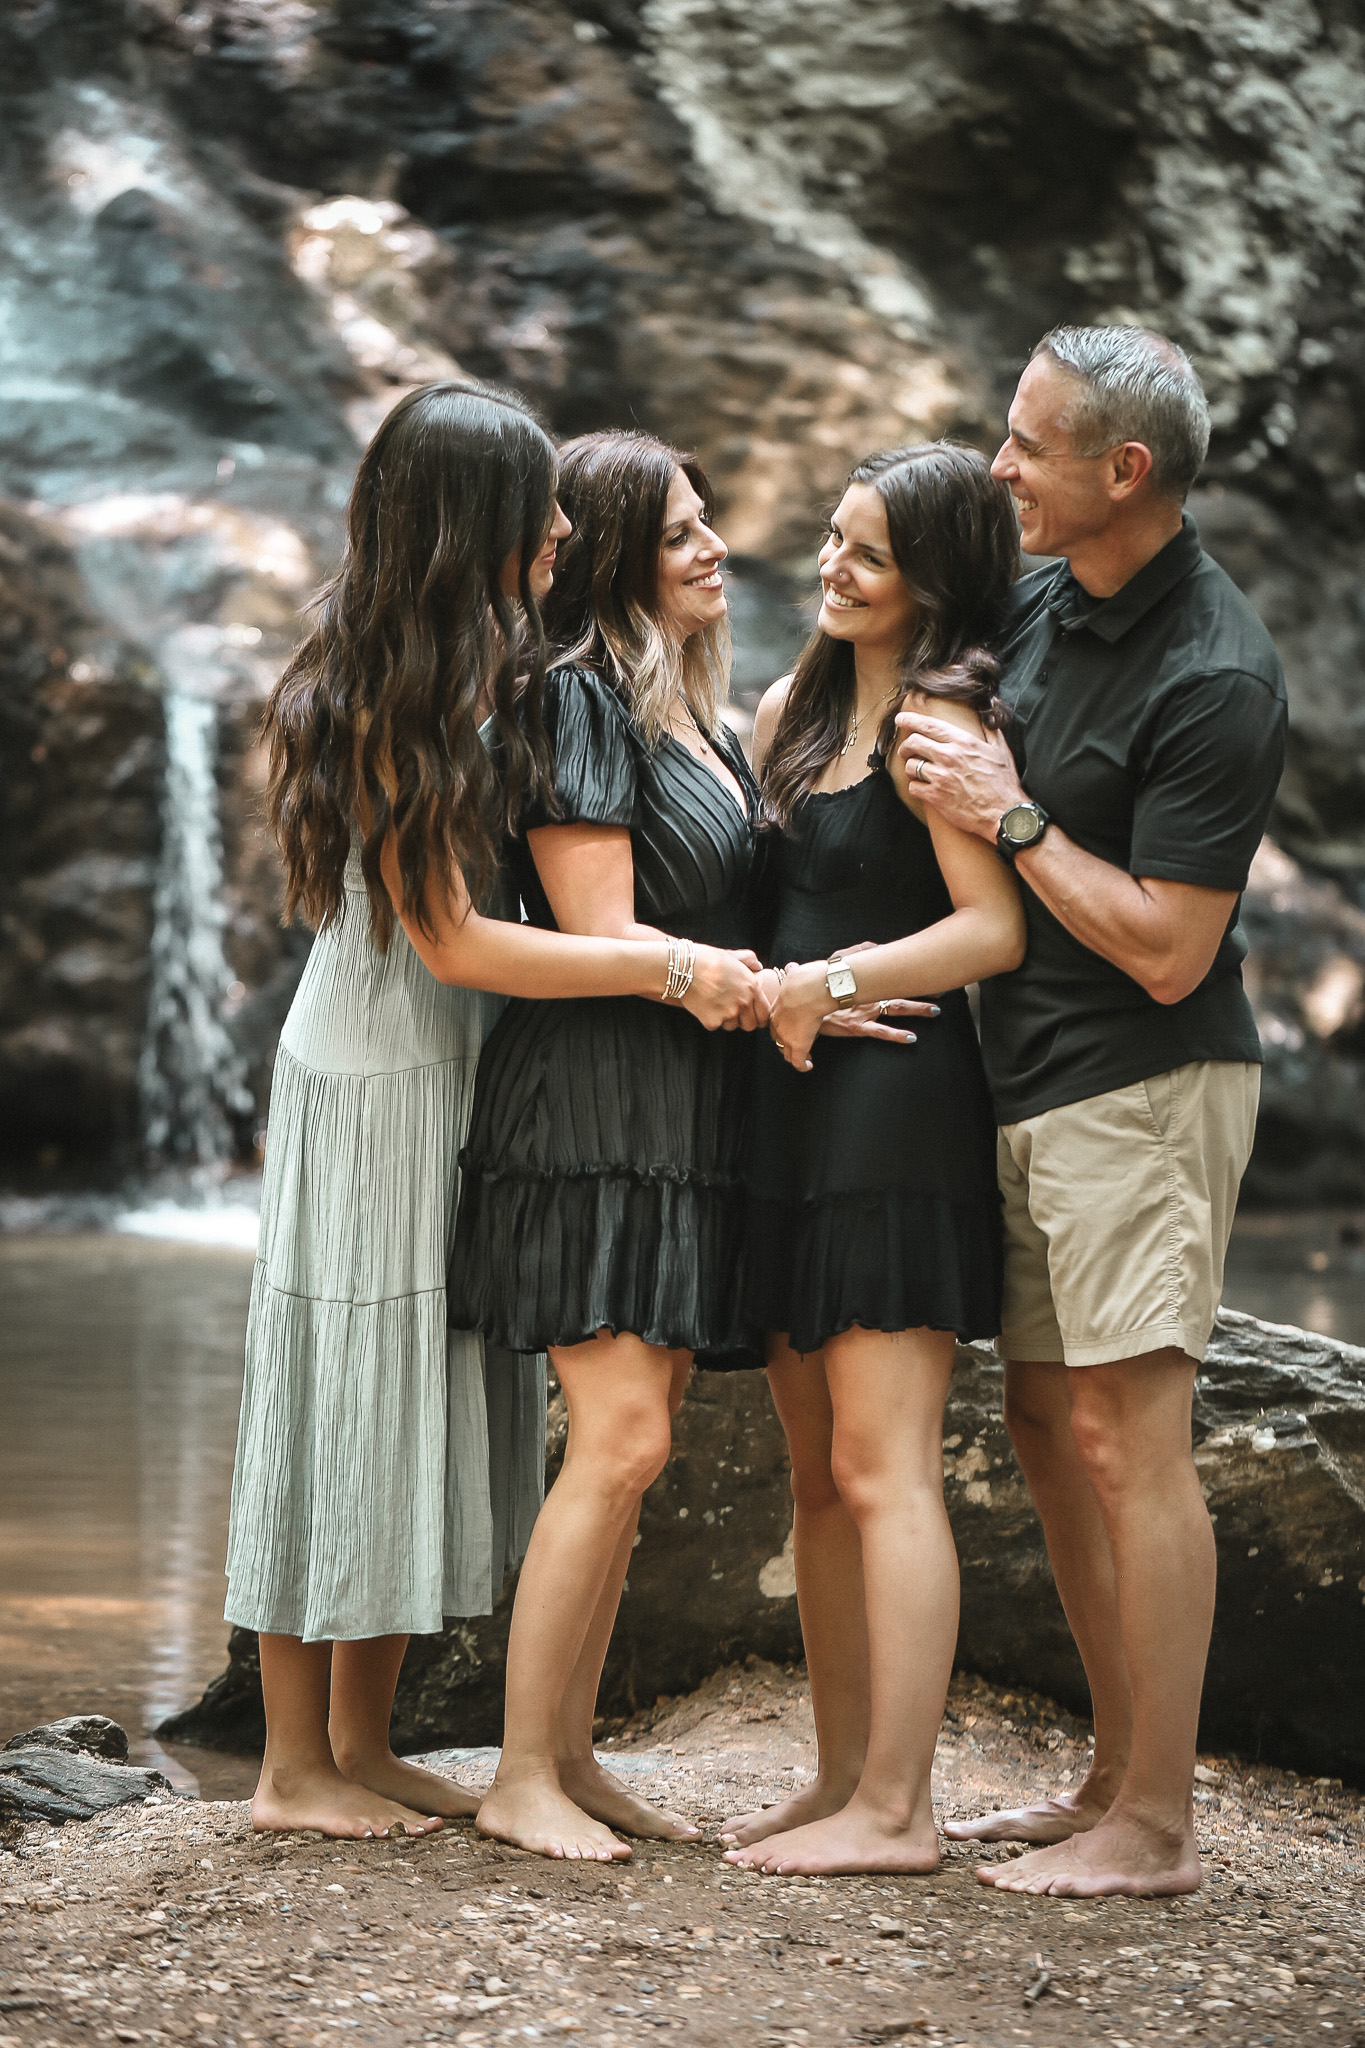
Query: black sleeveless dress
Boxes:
[
  {"xmin": 449, "ymin": 663, "xmax": 766, "ymax": 1371},
  {"xmin": 745, "ymin": 760, "xmax": 1002, "ymax": 1351}
]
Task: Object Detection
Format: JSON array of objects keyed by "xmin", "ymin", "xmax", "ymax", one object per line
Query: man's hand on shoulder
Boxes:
[{"xmin": 895, "ymin": 703, "xmax": 1024, "ymax": 842}]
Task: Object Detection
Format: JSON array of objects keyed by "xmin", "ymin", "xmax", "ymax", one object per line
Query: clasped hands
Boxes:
[
  {"xmin": 687, "ymin": 944, "xmax": 933, "ymax": 1064},
  {"xmin": 762, "ymin": 943, "xmax": 938, "ymax": 1072}
]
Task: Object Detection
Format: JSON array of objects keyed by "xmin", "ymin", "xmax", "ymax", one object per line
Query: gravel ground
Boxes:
[{"xmin": 1, "ymin": 1662, "xmax": 1361, "ymax": 2048}]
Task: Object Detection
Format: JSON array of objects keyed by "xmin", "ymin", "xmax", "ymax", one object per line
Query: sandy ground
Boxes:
[{"xmin": 1, "ymin": 1663, "xmax": 1362, "ymax": 2048}]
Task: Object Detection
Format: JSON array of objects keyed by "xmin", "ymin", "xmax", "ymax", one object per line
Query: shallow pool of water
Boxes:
[
  {"xmin": 0, "ymin": 1214, "xmax": 1361, "ymax": 1807},
  {"xmin": 0, "ymin": 1235, "xmax": 258, "ymax": 1799}
]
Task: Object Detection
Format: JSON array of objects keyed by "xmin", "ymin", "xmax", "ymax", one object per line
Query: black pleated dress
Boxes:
[
  {"xmin": 745, "ymin": 760, "xmax": 1003, "ymax": 1353},
  {"xmin": 449, "ymin": 663, "xmax": 766, "ymax": 1371}
]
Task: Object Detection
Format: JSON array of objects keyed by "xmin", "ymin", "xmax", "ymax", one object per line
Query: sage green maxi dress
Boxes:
[{"xmin": 224, "ymin": 847, "xmax": 546, "ymax": 1642}]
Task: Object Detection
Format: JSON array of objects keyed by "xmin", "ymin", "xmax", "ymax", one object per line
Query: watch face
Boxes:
[
  {"xmin": 828, "ymin": 963, "xmax": 858, "ymax": 998},
  {"xmin": 1003, "ymin": 805, "xmax": 1038, "ymax": 843}
]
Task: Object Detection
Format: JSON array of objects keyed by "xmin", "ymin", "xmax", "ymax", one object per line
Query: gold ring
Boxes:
[
  {"xmin": 877, "ymin": 1001, "xmax": 889, "ymax": 1018},
  {"xmin": 773, "ymin": 1039, "xmax": 787, "ymax": 1054},
  {"xmin": 915, "ymin": 757, "xmax": 928, "ymax": 783}
]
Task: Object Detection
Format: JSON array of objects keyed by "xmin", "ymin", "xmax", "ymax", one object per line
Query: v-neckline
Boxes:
[{"xmin": 664, "ymin": 726, "xmax": 754, "ymax": 826}]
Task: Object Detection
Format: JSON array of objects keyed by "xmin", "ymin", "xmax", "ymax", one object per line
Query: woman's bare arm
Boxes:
[{"xmin": 381, "ymin": 831, "xmax": 673, "ymax": 1000}]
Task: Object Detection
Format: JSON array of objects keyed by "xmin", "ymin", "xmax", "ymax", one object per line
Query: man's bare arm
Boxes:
[{"xmin": 895, "ymin": 709, "xmax": 1238, "ymax": 1006}]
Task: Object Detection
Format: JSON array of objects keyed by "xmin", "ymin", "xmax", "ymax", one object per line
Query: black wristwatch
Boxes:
[{"xmin": 996, "ymin": 799, "xmax": 1050, "ymax": 863}]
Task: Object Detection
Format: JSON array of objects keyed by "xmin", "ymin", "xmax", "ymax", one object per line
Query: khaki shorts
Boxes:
[{"xmin": 997, "ymin": 1060, "xmax": 1260, "ymax": 1368}]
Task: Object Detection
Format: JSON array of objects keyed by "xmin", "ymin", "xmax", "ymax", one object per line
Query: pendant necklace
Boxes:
[
  {"xmin": 684, "ymin": 703, "xmax": 710, "ymax": 754},
  {"xmin": 840, "ymin": 686, "xmax": 898, "ymax": 758}
]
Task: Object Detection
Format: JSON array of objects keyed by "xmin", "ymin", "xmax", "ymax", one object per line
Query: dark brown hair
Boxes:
[
  {"xmin": 263, "ymin": 379, "xmax": 558, "ymax": 945},
  {"xmin": 543, "ymin": 431, "xmax": 730, "ymax": 744},
  {"xmin": 762, "ymin": 442, "xmax": 1019, "ymax": 828}
]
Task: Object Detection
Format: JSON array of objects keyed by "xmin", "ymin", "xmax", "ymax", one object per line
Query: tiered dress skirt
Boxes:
[{"xmin": 224, "ymin": 854, "xmax": 545, "ymax": 1642}]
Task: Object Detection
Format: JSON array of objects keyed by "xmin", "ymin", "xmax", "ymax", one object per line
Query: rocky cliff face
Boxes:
[{"xmin": 1, "ymin": 0, "xmax": 1363, "ymax": 1176}]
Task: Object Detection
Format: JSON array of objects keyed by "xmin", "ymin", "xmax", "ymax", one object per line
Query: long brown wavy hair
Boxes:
[
  {"xmin": 263, "ymin": 380, "xmax": 558, "ymax": 945},
  {"xmin": 762, "ymin": 442, "xmax": 1019, "ymax": 828},
  {"xmin": 543, "ymin": 431, "xmax": 730, "ymax": 744}
]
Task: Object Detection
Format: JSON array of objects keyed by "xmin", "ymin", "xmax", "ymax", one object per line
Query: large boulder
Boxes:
[{"xmin": 164, "ymin": 1308, "xmax": 1365, "ymax": 1783}]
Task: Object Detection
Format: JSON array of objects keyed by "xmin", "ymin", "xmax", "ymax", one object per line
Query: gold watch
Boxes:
[{"xmin": 825, "ymin": 954, "xmax": 859, "ymax": 1008}]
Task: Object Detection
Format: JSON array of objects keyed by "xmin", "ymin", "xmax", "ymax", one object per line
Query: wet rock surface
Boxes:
[
  {"xmin": 1240, "ymin": 838, "xmax": 1365, "ymax": 1205},
  {"xmin": 0, "ymin": 1717, "xmax": 172, "ymax": 1825},
  {"xmin": 6, "ymin": 1666, "xmax": 1364, "ymax": 2048},
  {"xmin": 166, "ymin": 1309, "xmax": 1365, "ymax": 1783}
]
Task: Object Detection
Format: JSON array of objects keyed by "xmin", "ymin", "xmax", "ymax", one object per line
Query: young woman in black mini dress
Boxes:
[
  {"xmin": 449, "ymin": 432, "xmax": 771, "ymax": 1860},
  {"xmin": 723, "ymin": 444, "xmax": 1026, "ymax": 1877}
]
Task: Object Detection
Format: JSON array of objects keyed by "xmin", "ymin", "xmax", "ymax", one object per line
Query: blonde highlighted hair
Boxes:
[{"xmin": 542, "ymin": 431, "xmax": 730, "ymax": 744}]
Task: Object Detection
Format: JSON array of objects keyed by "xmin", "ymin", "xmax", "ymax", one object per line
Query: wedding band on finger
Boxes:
[
  {"xmin": 877, "ymin": 1001, "xmax": 889, "ymax": 1018},
  {"xmin": 915, "ymin": 757, "xmax": 928, "ymax": 783},
  {"xmin": 773, "ymin": 1039, "xmax": 787, "ymax": 1054}
]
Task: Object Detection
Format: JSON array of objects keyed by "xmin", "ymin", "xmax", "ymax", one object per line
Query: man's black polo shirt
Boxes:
[{"xmin": 978, "ymin": 514, "xmax": 1287, "ymax": 1125}]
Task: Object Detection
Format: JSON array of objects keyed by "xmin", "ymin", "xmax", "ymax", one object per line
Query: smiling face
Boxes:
[
  {"xmin": 501, "ymin": 499, "xmax": 572, "ymax": 603},
  {"xmin": 655, "ymin": 469, "xmax": 728, "ymax": 642},
  {"xmin": 817, "ymin": 483, "xmax": 917, "ymax": 656},
  {"xmin": 991, "ymin": 355, "xmax": 1128, "ymax": 560}
]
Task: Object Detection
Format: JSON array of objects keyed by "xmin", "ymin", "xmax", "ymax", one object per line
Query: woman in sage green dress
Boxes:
[{"xmin": 226, "ymin": 382, "xmax": 766, "ymax": 1840}]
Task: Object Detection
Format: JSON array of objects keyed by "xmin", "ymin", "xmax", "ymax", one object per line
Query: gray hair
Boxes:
[{"xmin": 1031, "ymin": 325, "xmax": 1211, "ymax": 499}]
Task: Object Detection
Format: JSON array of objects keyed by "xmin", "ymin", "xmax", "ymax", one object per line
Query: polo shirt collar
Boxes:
[{"xmin": 1047, "ymin": 514, "xmax": 1202, "ymax": 644}]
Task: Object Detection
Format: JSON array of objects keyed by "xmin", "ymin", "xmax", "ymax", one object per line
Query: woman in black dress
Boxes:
[
  {"xmin": 723, "ymin": 444, "xmax": 1026, "ymax": 1876},
  {"xmin": 450, "ymin": 431, "xmax": 768, "ymax": 1859}
]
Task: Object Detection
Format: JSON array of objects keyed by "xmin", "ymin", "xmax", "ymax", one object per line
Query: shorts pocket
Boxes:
[{"xmin": 1142, "ymin": 1068, "xmax": 1176, "ymax": 1140}]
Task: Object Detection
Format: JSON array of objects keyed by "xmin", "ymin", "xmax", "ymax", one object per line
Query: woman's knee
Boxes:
[
  {"xmin": 788, "ymin": 1444, "xmax": 841, "ymax": 1517},
  {"xmin": 827, "ymin": 1427, "xmax": 914, "ymax": 1521},
  {"xmin": 567, "ymin": 1400, "xmax": 673, "ymax": 1500}
]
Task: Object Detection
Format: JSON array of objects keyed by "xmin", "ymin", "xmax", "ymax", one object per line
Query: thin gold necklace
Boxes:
[
  {"xmin": 840, "ymin": 687, "xmax": 899, "ymax": 757},
  {"xmin": 681, "ymin": 702, "xmax": 711, "ymax": 755}
]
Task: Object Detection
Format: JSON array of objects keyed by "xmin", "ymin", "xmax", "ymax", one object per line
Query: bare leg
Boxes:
[
  {"xmin": 720, "ymin": 1338, "xmax": 870, "ymax": 1845},
  {"xmin": 329, "ymin": 1634, "xmax": 480, "ymax": 1820},
  {"xmin": 251, "ymin": 1634, "xmax": 440, "ymax": 1837},
  {"xmin": 555, "ymin": 1355, "xmax": 700, "ymax": 1841},
  {"xmin": 476, "ymin": 1331, "xmax": 679, "ymax": 1861},
  {"xmin": 728, "ymin": 1326, "xmax": 956, "ymax": 1874},
  {"xmin": 982, "ymin": 1350, "xmax": 1208, "ymax": 1898},
  {"xmin": 947, "ymin": 1356, "xmax": 1131, "ymax": 1844}
]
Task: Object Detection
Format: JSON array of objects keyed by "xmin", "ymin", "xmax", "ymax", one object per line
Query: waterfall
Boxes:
[{"xmin": 138, "ymin": 690, "xmax": 252, "ymax": 1167}]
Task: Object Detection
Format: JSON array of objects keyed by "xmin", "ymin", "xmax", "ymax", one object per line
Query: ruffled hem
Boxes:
[
  {"xmin": 458, "ymin": 1149, "xmax": 743, "ymax": 1191},
  {"xmin": 744, "ymin": 1186, "xmax": 1003, "ymax": 1354},
  {"xmin": 225, "ymin": 1270, "xmax": 547, "ymax": 1639},
  {"xmin": 450, "ymin": 1165, "xmax": 763, "ymax": 1368}
]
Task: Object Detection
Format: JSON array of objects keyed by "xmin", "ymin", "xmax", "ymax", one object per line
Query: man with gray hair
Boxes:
[{"xmin": 898, "ymin": 325, "xmax": 1286, "ymax": 1898}]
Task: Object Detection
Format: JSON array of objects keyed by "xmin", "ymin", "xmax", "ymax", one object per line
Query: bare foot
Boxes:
[
  {"xmin": 724, "ymin": 1800, "xmax": 940, "ymax": 1876},
  {"xmin": 251, "ymin": 1762, "xmax": 441, "ymax": 1839},
  {"xmin": 944, "ymin": 1772, "xmax": 1117, "ymax": 1845},
  {"xmin": 476, "ymin": 1769, "xmax": 634, "ymax": 1861},
  {"xmin": 977, "ymin": 1809, "xmax": 1200, "ymax": 1898},
  {"xmin": 338, "ymin": 1749, "xmax": 480, "ymax": 1822},
  {"xmin": 717, "ymin": 1776, "xmax": 856, "ymax": 1847},
  {"xmin": 558, "ymin": 1756, "xmax": 700, "ymax": 1842}
]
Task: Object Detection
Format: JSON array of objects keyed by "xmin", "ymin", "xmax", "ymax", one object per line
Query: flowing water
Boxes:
[
  {"xmin": 1, "ymin": 1211, "xmax": 1361, "ymax": 1801},
  {"xmin": 138, "ymin": 690, "xmax": 253, "ymax": 1167}
]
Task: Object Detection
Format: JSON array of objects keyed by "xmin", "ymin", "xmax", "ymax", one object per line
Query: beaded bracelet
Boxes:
[{"xmin": 663, "ymin": 935, "xmax": 696, "ymax": 1002}]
